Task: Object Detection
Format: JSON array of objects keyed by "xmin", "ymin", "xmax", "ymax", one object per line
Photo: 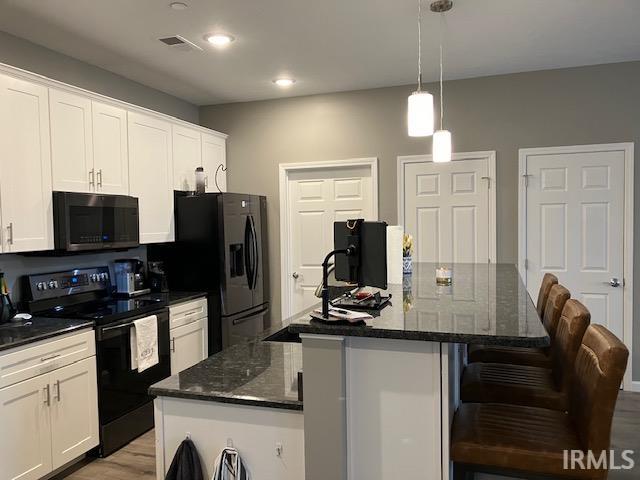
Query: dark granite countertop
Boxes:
[
  {"xmin": 0, "ymin": 317, "xmax": 94, "ymax": 352},
  {"xmin": 149, "ymin": 339, "xmax": 303, "ymax": 411},
  {"xmin": 286, "ymin": 263, "xmax": 550, "ymax": 347},
  {"xmin": 142, "ymin": 291, "xmax": 208, "ymax": 306}
]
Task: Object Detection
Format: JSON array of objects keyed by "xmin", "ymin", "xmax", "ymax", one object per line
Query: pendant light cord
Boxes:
[
  {"xmin": 439, "ymin": 12, "xmax": 444, "ymax": 130},
  {"xmin": 417, "ymin": 0, "xmax": 422, "ymax": 91}
]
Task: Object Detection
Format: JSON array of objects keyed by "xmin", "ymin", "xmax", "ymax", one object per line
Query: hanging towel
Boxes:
[
  {"xmin": 130, "ymin": 315, "xmax": 158, "ymax": 372},
  {"xmin": 165, "ymin": 438, "xmax": 204, "ymax": 480},
  {"xmin": 212, "ymin": 447, "xmax": 250, "ymax": 480}
]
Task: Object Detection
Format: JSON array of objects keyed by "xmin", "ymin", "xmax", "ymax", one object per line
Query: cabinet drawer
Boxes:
[
  {"xmin": 169, "ymin": 298, "xmax": 208, "ymax": 329},
  {"xmin": 0, "ymin": 330, "xmax": 95, "ymax": 389}
]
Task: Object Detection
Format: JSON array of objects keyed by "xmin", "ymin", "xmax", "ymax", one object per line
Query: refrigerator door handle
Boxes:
[
  {"xmin": 244, "ymin": 216, "xmax": 254, "ymax": 290},
  {"xmin": 232, "ymin": 305, "xmax": 269, "ymax": 325},
  {"xmin": 249, "ymin": 215, "xmax": 259, "ymax": 289}
]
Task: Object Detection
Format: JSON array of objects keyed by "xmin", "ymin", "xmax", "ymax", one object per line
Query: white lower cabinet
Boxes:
[
  {"xmin": 170, "ymin": 318, "xmax": 207, "ymax": 375},
  {"xmin": 50, "ymin": 357, "xmax": 99, "ymax": 469},
  {"xmin": 0, "ymin": 331, "xmax": 98, "ymax": 480},
  {"xmin": 0, "ymin": 374, "xmax": 52, "ymax": 480}
]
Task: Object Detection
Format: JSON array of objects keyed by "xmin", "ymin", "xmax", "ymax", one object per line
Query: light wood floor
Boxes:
[{"xmin": 60, "ymin": 392, "xmax": 640, "ymax": 480}]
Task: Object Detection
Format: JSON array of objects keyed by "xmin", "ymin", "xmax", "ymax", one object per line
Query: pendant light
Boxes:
[
  {"xmin": 431, "ymin": 0, "xmax": 453, "ymax": 163},
  {"xmin": 407, "ymin": 0, "xmax": 434, "ymax": 137}
]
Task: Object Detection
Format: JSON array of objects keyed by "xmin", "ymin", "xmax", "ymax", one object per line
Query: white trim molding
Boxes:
[
  {"xmin": 397, "ymin": 150, "xmax": 497, "ymax": 263},
  {"xmin": 518, "ymin": 142, "xmax": 634, "ymax": 391},
  {"xmin": 278, "ymin": 158, "xmax": 379, "ymax": 319}
]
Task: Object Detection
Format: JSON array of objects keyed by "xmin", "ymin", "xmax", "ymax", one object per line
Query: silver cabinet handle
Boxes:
[
  {"xmin": 97, "ymin": 169, "xmax": 103, "ymax": 187},
  {"xmin": 292, "ymin": 272, "xmax": 299, "ymax": 279},
  {"xmin": 40, "ymin": 353, "xmax": 61, "ymax": 362},
  {"xmin": 43, "ymin": 384, "xmax": 50, "ymax": 406},
  {"xmin": 53, "ymin": 380, "xmax": 61, "ymax": 402},
  {"xmin": 89, "ymin": 168, "xmax": 95, "ymax": 186},
  {"xmin": 6, "ymin": 222, "xmax": 13, "ymax": 245},
  {"xmin": 205, "ymin": 176, "xmax": 209, "ymax": 187},
  {"xmin": 170, "ymin": 337, "xmax": 176, "ymax": 353}
]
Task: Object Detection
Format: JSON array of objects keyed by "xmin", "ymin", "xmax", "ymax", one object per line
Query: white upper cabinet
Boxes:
[
  {"xmin": 202, "ymin": 132, "xmax": 227, "ymax": 193},
  {"xmin": 0, "ymin": 73, "xmax": 54, "ymax": 253},
  {"xmin": 49, "ymin": 89, "xmax": 94, "ymax": 193},
  {"xmin": 173, "ymin": 125, "xmax": 202, "ymax": 191},
  {"xmin": 92, "ymin": 101, "xmax": 129, "ymax": 195},
  {"xmin": 128, "ymin": 111, "xmax": 175, "ymax": 244}
]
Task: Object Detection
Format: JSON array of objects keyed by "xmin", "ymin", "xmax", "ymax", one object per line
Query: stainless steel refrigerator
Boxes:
[{"xmin": 148, "ymin": 192, "xmax": 269, "ymax": 353}]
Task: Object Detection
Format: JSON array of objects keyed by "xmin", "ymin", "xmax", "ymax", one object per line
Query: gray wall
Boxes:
[
  {"xmin": 0, "ymin": 30, "xmax": 198, "ymax": 122},
  {"xmin": 200, "ymin": 61, "xmax": 640, "ymax": 381}
]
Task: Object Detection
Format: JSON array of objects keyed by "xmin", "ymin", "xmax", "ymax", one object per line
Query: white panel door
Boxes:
[
  {"xmin": 524, "ymin": 147, "xmax": 625, "ymax": 340},
  {"xmin": 403, "ymin": 157, "xmax": 491, "ymax": 263},
  {"xmin": 0, "ymin": 74, "xmax": 54, "ymax": 253},
  {"xmin": 287, "ymin": 166, "xmax": 374, "ymax": 315},
  {"xmin": 172, "ymin": 125, "xmax": 202, "ymax": 191},
  {"xmin": 128, "ymin": 111, "xmax": 174, "ymax": 244},
  {"xmin": 0, "ymin": 374, "xmax": 53, "ymax": 480},
  {"xmin": 92, "ymin": 101, "xmax": 129, "ymax": 194},
  {"xmin": 49, "ymin": 89, "xmax": 94, "ymax": 192},
  {"xmin": 170, "ymin": 318, "xmax": 207, "ymax": 375},
  {"xmin": 49, "ymin": 357, "xmax": 99, "ymax": 469},
  {"xmin": 202, "ymin": 132, "xmax": 226, "ymax": 193}
]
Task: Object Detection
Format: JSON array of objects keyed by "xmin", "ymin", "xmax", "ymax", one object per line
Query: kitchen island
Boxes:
[{"xmin": 151, "ymin": 263, "xmax": 548, "ymax": 480}]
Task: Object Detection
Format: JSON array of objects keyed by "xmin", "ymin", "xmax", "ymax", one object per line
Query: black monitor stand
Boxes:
[{"xmin": 321, "ymin": 245, "xmax": 357, "ymax": 319}]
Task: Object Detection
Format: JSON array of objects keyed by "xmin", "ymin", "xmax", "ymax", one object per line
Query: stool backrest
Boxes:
[
  {"xmin": 569, "ymin": 325, "xmax": 628, "ymax": 452},
  {"xmin": 550, "ymin": 299, "xmax": 590, "ymax": 392},
  {"xmin": 542, "ymin": 284, "xmax": 570, "ymax": 341},
  {"xmin": 536, "ymin": 273, "xmax": 558, "ymax": 318}
]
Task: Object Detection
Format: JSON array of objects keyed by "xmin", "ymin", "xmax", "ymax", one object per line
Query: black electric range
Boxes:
[{"xmin": 24, "ymin": 266, "xmax": 171, "ymax": 457}]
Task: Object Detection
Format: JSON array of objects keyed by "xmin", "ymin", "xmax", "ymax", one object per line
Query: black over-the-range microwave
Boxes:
[{"xmin": 53, "ymin": 192, "xmax": 140, "ymax": 252}]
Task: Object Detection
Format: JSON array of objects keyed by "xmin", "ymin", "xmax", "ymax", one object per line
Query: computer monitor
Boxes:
[{"xmin": 334, "ymin": 220, "xmax": 388, "ymax": 290}]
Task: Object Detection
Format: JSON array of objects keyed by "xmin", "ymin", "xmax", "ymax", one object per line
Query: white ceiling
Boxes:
[{"xmin": 0, "ymin": 0, "xmax": 639, "ymax": 105}]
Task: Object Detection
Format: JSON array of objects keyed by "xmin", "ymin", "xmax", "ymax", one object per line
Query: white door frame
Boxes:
[
  {"xmin": 518, "ymin": 142, "xmax": 634, "ymax": 391},
  {"xmin": 279, "ymin": 158, "xmax": 379, "ymax": 318},
  {"xmin": 397, "ymin": 151, "xmax": 497, "ymax": 263}
]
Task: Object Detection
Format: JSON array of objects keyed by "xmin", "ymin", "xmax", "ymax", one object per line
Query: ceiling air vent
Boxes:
[{"xmin": 158, "ymin": 35, "xmax": 203, "ymax": 52}]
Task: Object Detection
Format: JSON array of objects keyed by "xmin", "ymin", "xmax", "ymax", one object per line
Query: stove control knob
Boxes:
[
  {"xmin": 36, "ymin": 282, "xmax": 45, "ymax": 291},
  {"xmin": 90, "ymin": 274, "xmax": 97, "ymax": 282},
  {"xmin": 100, "ymin": 273, "xmax": 108, "ymax": 281},
  {"xmin": 48, "ymin": 280, "xmax": 57, "ymax": 289}
]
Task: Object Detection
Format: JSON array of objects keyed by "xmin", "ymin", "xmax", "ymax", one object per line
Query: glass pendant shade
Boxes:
[
  {"xmin": 407, "ymin": 91, "xmax": 434, "ymax": 137},
  {"xmin": 433, "ymin": 129, "xmax": 452, "ymax": 163}
]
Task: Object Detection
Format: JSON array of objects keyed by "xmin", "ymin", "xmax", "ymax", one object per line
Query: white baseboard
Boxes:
[{"xmin": 632, "ymin": 381, "xmax": 640, "ymax": 393}]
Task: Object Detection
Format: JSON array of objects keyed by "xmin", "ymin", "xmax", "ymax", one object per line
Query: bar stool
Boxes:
[
  {"xmin": 460, "ymin": 299, "xmax": 590, "ymax": 411},
  {"xmin": 452, "ymin": 324, "xmax": 629, "ymax": 480},
  {"xmin": 469, "ymin": 281, "xmax": 568, "ymax": 368}
]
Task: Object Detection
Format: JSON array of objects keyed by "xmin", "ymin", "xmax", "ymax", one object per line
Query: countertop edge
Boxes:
[
  {"xmin": 287, "ymin": 324, "xmax": 550, "ymax": 347},
  {"xmin": 148, "ymin": 387, "xmax": 303, "ymax": 411},
  {"xmin": 0, "ymin": 321, "xmax": 95, "ymax": 353}
]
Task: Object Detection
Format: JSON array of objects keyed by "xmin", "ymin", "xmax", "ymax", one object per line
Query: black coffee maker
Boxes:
[{"xmin": 0, "ymin": 272, "xmax": 16, "ymax": 324}]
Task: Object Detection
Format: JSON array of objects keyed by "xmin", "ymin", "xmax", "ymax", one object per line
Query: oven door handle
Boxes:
[{"xmin": 101, "ymin": 321, "xmax": 135, "ymax": 333}]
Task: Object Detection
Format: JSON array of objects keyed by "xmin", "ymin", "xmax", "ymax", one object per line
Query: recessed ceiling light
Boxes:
[
  {"xmin": 205, "ymin": 33, "xmax": 235, "ymax": 47},
  {"xmin": 273, "ymin": 78, "xmax": 296, "ymax": 87},
  {"xmin": 169, "ymin": 2, "xmax": 188, "ymax": 10}
]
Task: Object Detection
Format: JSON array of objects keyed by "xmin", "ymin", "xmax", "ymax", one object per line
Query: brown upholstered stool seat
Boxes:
[
  {"xmin": 451, "ymin": 403, "xmax": 588, "ymax": 478},
  {"xmin": 469, "ymin": 277, "xmax": 566, "ymax": 368},
  {"xmin": 461, "ymin": 362, "xmax": 566, "ymax": 410},
  {"xmin": 461, "ymin": 299, "xmax": 590, "ymax": 411},
  {"xmin": 467, "ymin": 344, "xmax": 550, "ymax": 368}
]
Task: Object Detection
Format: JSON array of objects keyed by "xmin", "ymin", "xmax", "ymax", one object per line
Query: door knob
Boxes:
[
  {"xmin": 292, "ymin": 272, "xmax": 299, "ymax": 279},
  {"xmin": 608, "ymin": 278, "xmax": 621, "ymax": 287}
]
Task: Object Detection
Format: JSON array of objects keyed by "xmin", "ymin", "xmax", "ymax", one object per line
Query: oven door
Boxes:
[
  {"xmin": 94, "ymin": 310, "xmax": 170, "ymax": 426},
  {"xmin": 53, "ymin": 191, "xmax": 140, "ymax": 251}
]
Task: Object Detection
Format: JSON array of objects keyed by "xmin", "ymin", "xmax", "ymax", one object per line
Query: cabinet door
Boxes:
[
  {"xmin": 201, "ymin": 132, "xmax": 226, "ymax": 193},
  {"xmin": 0, "ymin": 74, "xmax": 54, "ymax": 253},
  {"xmin": 0, "ymin": 374, "xmax": 53, "ymax": 480},
  {"xmin": 173, "ymin": 125, "xmax": 202, "ymax": 191},
  {"xmin": 93, "ymin": 101, "xmax": 129, "ymax": 194},
  {"xmin": 49, "ymin": 89, "xmax": 94, "ymax": 193},
  {"xmin": 170, "ymin": 318, "xmax": 207, "ymax": 375},
  {"xmin": 128, "ymin": 111, "xmax": 174, "ymax": 243},
  {"xmin": 50, "ymin": 357, "xmax": 99, "ymax": 469}
]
